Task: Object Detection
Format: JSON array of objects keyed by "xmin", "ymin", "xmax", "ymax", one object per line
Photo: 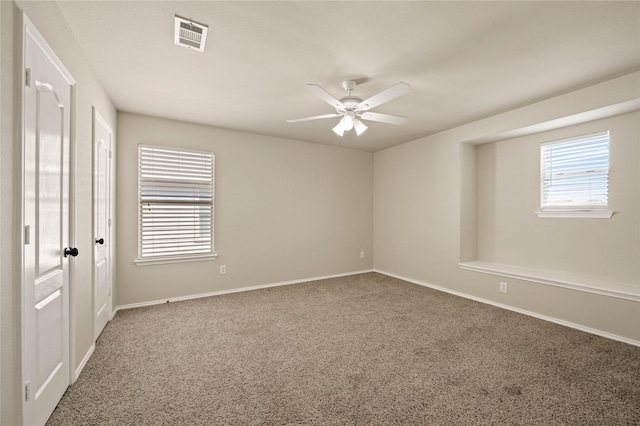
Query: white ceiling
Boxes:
[{"xmin": 56, "ymin": 1, "xmax": 640, "ymax": 152}]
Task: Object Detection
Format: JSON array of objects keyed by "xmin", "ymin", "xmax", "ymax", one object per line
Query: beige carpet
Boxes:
[{"xmin": 47, "ymin": 273, "xmax": 640, "ymax": 425}]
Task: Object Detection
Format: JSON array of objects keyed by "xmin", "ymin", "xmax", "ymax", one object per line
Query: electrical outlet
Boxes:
[
  {"xmin": 500, "ymin": 282, "xmax": 508, "ymax": 293},
  {"xmin": 360, "ymin": 251, "xmax": 365, "ymax": 259},
  {"xmin": 220, "ymin": 265, "xmax": 226, "ymax": 275}
]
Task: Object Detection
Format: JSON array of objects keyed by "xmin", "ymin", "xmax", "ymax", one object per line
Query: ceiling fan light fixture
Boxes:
[
  {"xmin": 341, "ymin": 112, "xmax": 355, "ymax": 131},
  {"xmin": 354, "ymin": 119, "xmax": 368, "ymax": 136},
  {"xmin": 332, "ymin": 123, "xmax": 345, "ymax": 136}
]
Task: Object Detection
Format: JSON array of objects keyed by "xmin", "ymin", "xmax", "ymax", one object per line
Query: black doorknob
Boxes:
[
  {"xmin": 95, "ymin": 238, "xmax": 104, "ymax": 245},
  {"xmin": 64, "ymin": 247, "xmax": 79, "ymax": 258}
]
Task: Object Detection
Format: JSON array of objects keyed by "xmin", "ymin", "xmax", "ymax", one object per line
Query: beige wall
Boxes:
[
  {"xmin": 477, "ymin": 112, "xmax": 639, "ymax": 284},
  {"xmin": 116, "ymin": 113, "xmax": 373, "ymax": 306},
  {"xmin": 374, "ymin": 80, "xmax": 640, "ymax": 344},
  {"xmin": 1, "ymin": 2, "xmax": 116, "ymax": 424},
  {"xmin": 374, "ymin": 136, "xmax": 463, "ymax": 286}
]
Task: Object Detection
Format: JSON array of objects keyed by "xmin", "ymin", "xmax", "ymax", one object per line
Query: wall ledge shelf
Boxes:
[{"xmin": 459, "ymin": 261, "xmax": 639, "ymax": 302}]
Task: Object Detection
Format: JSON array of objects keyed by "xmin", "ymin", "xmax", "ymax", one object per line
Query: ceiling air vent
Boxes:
[{"xmin": 174, "ymin": 16, "xmax": 208, "ymax": 52}]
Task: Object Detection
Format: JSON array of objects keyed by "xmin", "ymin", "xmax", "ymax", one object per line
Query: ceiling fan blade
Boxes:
[
  {"xmin": 305, "ymin": 84, "xmax": 346, "ymax": 110},
  {"xmin": 360, "ymin": 112, "xmax": 408, "ymax": 125},
  {"xmin": 357, "ymin": 82, "xmax": 410, "ymax": 111},
  {"xmin": 286, "ymin": 113, "xmax": 342, "ymax": 123}
]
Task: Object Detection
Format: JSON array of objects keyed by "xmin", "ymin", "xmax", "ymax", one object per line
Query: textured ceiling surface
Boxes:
[{"xmin": 55, "ymin": 1, "xmax": 640, "ymax": 151}]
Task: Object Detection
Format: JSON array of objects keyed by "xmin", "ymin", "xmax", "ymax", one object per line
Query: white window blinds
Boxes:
[
  {"xmin": 540, "ymin": 131, "xmax": 609, "ymax": 212},
  {"xmin": 138, "ymin": 145, "xmax": 214, "ymax": 259}
]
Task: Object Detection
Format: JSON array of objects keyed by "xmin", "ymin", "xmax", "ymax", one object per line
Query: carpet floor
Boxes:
[{"xmin": 47, "ymin": 272, "xmax": 640, "ymax": 425}]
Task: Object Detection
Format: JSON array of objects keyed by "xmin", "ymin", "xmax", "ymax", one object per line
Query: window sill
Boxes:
[
  {"xmin": 135, "ymin": 253, "xmax": 218, "ymax": 266},
  {"xmin": 459, "ymin": 261, "xmax": 639, "ymax": 302},
  {"xmin": 535, "ymin": 210, "xmax": 613, "ymax": 219}
]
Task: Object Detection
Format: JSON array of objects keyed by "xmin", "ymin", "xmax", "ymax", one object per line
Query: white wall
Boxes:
[
  {"xmin": 374, "ymin": 73, "xmax": 640, "ymax": 344},
  {"xmin": 116, "ymin": 113, "xmax": 373, "ymax": 306},
  {"xmin": 1, "ymin": 2, "xmax": 116, "ymax": 424}
]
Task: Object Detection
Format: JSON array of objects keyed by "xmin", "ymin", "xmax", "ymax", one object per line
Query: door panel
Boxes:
[
  {"xmin": 36, "ymin": 83, "xmax": 63, "ymax": 274},
  {"xmin": 36, "ymin": 288, "xmax": 63, "ymax": 394},
  {"xmin": 95, "ymin": 258, "xmax": 107, "ymax": 317}
]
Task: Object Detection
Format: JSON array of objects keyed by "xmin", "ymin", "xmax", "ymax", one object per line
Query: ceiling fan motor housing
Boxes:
[{"xmin": 337, "ymin": 96, "xmax": 363, "ymax": 113}]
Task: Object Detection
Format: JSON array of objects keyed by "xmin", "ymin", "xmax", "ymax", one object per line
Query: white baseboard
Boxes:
[
  {"xmin": 374, "ymin": 269, "xmax": 640, "ymax": 347},
  {"xmin": 113, "ymin": 269, "xmax": 375, "ymax": 314},
  {"xmin": 73, "ymin": 343, "xmax": 95, "ymax": 383}
]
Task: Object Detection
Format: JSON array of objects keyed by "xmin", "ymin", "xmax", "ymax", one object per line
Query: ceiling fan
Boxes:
[{"xmin": 287, "ymin": 80, "xmax": 410, "ymax": 137}]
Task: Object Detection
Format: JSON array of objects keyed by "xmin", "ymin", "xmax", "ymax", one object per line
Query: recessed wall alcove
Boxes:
[{"xmin": 459, "ymin": 111, "xmax": 640, "ymax": 302}]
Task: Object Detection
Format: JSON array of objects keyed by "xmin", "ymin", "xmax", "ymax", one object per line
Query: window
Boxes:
[
  {"xmin": 136, "ymin": 145, "xmax": 215, "ymax": 265},
  {"xmin": 538, "ymin": 131, "xmax": 612, "ymax": 218}
]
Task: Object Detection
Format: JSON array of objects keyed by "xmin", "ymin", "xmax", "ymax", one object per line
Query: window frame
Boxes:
[
  {"xmin": 135, "ymin": 144, "xmax": 217, "ymax": 266},
  {"xmin": 536, "ymin": 131, "xmax": 612, "ymax": 219}
]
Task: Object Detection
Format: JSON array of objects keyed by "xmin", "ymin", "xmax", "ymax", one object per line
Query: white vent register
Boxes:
[{"xmin": 174, "ymin": 16, "xmax": 208, "ymax": 52}]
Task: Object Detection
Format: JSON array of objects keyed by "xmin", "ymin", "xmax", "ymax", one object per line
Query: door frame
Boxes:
[
  {"xmin": 18, "ymin": 12, "xmax": 77, "ymax": 425},
  {"xmin": 92, "ymin": 107, "xmax": 114, "ymax": 339}
]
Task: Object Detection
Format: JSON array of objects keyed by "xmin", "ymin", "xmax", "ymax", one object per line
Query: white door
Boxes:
[
  {"xmin": 93, "ymin": 109, "xmax": 112, "ymax": 339},
  {"xmin": 22, "ymin": 16, "xmax": 75, "ymax": 426}
]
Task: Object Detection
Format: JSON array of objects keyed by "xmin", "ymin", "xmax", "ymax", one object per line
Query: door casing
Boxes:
[
  {"xmin": 19, "ymin": 12, "xmax": 76, "ymax": 426},
  {"xmin": 92, "ymin": 107, "xmax": 114, "ymax": 340}
]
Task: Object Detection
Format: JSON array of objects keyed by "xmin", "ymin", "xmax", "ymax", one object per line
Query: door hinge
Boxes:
[
  {"xmin": 108, "ymin": 218, "xmax": 112, "ymax": 227},
  {"xmin": 24, "ymin": 225, "xmax": 30, "ymax": 245},
  {"xmin": 25, "ymin": 68, "xmax": 31, "ymax": 87},
  {"xmin": 108, "ymin": 286, "xmax": 112, "ymax": 297},
  {"xmin": 25, "ymin": 381, "xmax": 30, "ymax": 401},
  {"xmin": 109, "ymin": 150, "xmax": 112, "ymax": 159}
]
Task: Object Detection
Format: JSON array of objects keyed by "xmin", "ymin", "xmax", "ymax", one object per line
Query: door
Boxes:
[
  {"xmin": 22, "ymin": 16, "xmax": 75, "ymax": 426},
  {"xmin": 93, "ymin": 108, "xmax": 112, "ymax": 339}
]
